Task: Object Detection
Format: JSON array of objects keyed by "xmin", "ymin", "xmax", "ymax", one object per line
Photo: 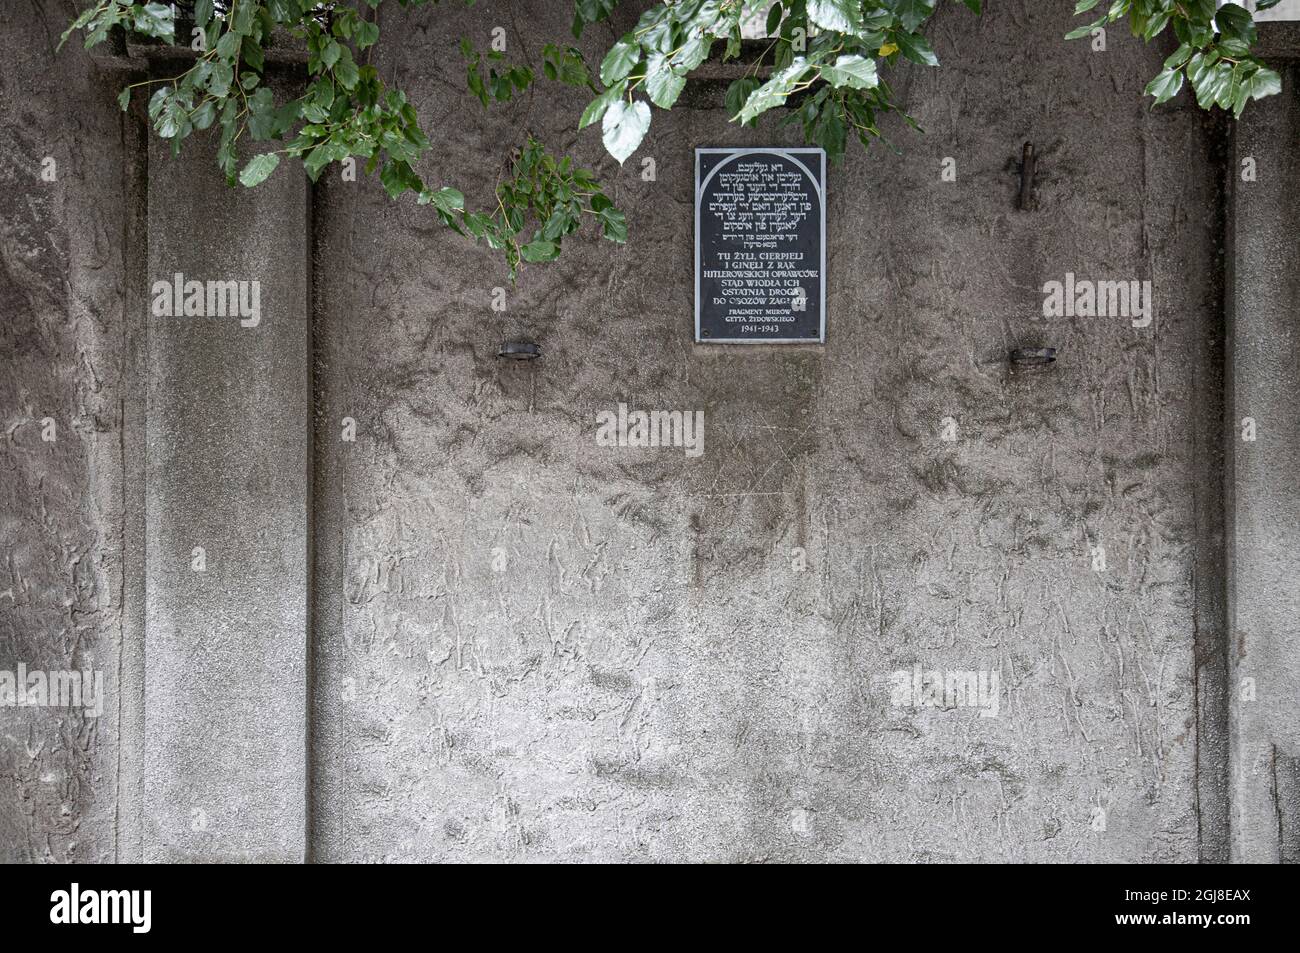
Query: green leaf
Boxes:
[
  {"xmin": 239, "ymin": 153, "xmax": 281, "ymax": 187},
  {"xmin": 888, "ymin": 0, "xmax": 937, "ymax": 32},
  {"xmin": 1189, "ymin": 53, "xmax": 1233, "ymax": 109},
  {"xmin": 208, "ymin": 62, "xmax": 234, "ymax": 97},
  {"xmin": 1215, "ymin": 3, "xmax": 1256, "ymax": 44},
  {"xmin": 599, "ymin": 207, "xmax": 627, "ymax": 243},
  {"xmin": 600, "ymin": 37, "xmax": 641, "ymax": 86},
  {"xmin": 216, "ymin": 30, "xmax": 241, "ymax": 60},
  {"xmin": 580, "ymin": 81, "xmax": 625, "ymax": 129},
  {"xmin": 155, "ymin": 96, "xmax": 192, "ymax": 140},
  {"xmin": 574, "ymin": 0, "xmax": 617, "ymax": 37},
  {"xmin": 520, "ymin": 240, "xmax": 560, "ymax": 262},
  {"xmin": 1141, "ymin": 12, "xmax": 1171, "ymax": 40},
  {"xmin": 1144, "ymin": 67, "xmax": 1183, "ymax": 105},
  {"xmin": 58, "ymin": 4, "xmax": 100, "ymax": 51},
  {"xmin": 822, "ymin": 54, "xmax": 879, "ymax": 89},
  {"xmin": 737, "ymin": 59, "xmax": 815, "ymax": 124},
  {"xmin": 1240, "ymin": 65, "xmax": 1282, "ymax": 110},
  {"xmin": 894, "ymin": 30, "xmax": 940, "ymax": 66},
  {"xmin": 1173, "ymin": 10, "xmax": 1214, "ymax": 48},
  {"xmin": 645, "ymin": 53, "xmax": 686, "ymax": 108},
  {"xmin": 673, "ymin": 33, "xmax": 714, "ymax": 72},
  {"xmin": 148, "ymin": 87, "xmax": 170, "ymax": 122},
  {"xmin": 1164, "ymin": 44, "xmax": 1193, "ymax": 70},
  {"xmin": 418, "ymin": 186, "xmax": 466, "ymax": 215},
  {"xmin": 1251, "ymin": 67, "xmax": 1282, "ymax": 99},
  {"xmin": 117, "ymin": 87, "xmax": 131, "ymax": 111},
  {"xmin": 1065, "ymin": 16, "xmax": 1106, "ymax": 40},
  {"xmin": 808, "ymin": 0, "xmax": 865, "ymax": 32},
  {"xmin": 540, "ymin": 209, "xmax": 573, "ymax": 241},
  {"xmin": 543, "ymin": 44, "xmax": 591, "ymax": 86},
  {"xmin": 766, "ymin": 2, "xmax": 784, "ymax": 35},
  {"xmin": 724, "ymin": 30, "xmax": 742, "ymax": 62},
  {"xmin": 192, "ymin": 99, "xmax": 217, "ymax": 130},
  {"xmin": 244, "ymin": 87, "xmax": 278, "ymax": 139},
  {"xmin": 601, "ymin": 98, "xmax": 651, "ymax": 164},
  {"xmin": 241, "ymin": 35, "xmax": 265, "ymax": 72},
  {"xmin": 725, "ymin": 77, "xmax": 761, "ymax": 124},
  {"xmin": 1186, "ymin": 50, "xmax": 1220, "ymax": 107},
  {"xmin": 333, "ymin": 51, "xmax": 360, "ymax": 90},
  {"xmin": 229, "ymin": 1, "xmax": 257, "ymax": 36},
  {"xmin": 636, "ymin": 6, "xmax": 675, "ymax": 53},
  {"xmin": 132, "ymin": 3, "xmax": 175, "ymax": 42},
  {"xmin": 354, "ymin": 21, "xmax": 380, "ymax": 49},
  {"xmin": 379, "ymin": 158, "xmax": 422, "ymax": 197}
]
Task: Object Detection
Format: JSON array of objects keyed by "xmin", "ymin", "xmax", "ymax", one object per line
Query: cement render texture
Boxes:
[
  {"xmin": 1227, "ymin": 64, "xmax": 1300, "ymax": 864},
  {"xmin": 311, "ymin": 1, "xmax": 1223, "ymax": 862},
  {"xmin": 143, "ymin": 130, "xmax": 311, "ymax": 862},
  {"xmin": 0, "ymin": 0, "xmax": 1294, "ymax": 863},
  {"xmin": 0, "ymin": 4, "xmax": 130, "ymax": 863}
]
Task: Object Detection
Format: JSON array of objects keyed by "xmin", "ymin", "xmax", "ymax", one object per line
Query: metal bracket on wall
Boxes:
[
  {"xmin": 1017, "ymin": 143, "xmax": 1037, "ymax": 211},
  {"xmin": 498, "ymin": 341, "xmax": 541, "ymax": 360},
  {"xmin": 1010, "ymin": 346, "xmax": 1056, "ymax": 367}
]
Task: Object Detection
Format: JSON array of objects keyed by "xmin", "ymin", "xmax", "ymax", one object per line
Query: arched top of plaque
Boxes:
[
  {"xmin": 695, "ymin": 147, "xmax": 826, "ymax": 344},
  {"xmin": 697, "ymin": 149, "xmax": 824, "ymax": 205}
]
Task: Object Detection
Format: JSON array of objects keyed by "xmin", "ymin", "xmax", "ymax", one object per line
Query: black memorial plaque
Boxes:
[{"xmin": 695, "ymin": 147, "xmax": 826, "ymax": 343}]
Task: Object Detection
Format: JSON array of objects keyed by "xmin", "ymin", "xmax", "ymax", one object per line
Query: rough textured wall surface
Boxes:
[
  {"xmin": 1226, "ymin": 61, "xmax": 1300, "ymax": 863},
  {"xmin": 142, "ymin": 125, "xmax": 311, "ymax": 863},
  {"xmin": 311, "ymin": 1, "xmax": 1224, "ymax": 861},
  {"xmin": 0, "ymin": 4, "xmax": 129, "ymax": 863}
]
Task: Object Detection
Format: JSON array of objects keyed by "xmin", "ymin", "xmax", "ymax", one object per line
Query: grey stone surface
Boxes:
[
  {"xmin": 143, "ymin": 119, "xmax": 311, "ymax": 863},
  {"xmin": 1252, "ymin": 0, "xmax": 1300, "ymax": 21},
  {"xmin": 310, "ymin": 1, "xmax": 1223, "ymax": 861},
  {"xmin": 1226, "ymin": 64, "xmax": 1300, "ymax": 864},
  {"xmin": 3, "ymin": 0, "xmax": 1296, "ymax": 864},
  {"xmin": 0, "ymin": 4, "xmax": 130, "ymax": 863}
]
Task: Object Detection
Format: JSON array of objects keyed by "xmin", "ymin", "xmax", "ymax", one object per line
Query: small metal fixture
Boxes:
[
  {"xmin": 497, "ymin": 341, "xmax": 541, "ymax": 361},
  {"xmin": 1010, "ymin": 346, "xmax": 1057, "ymax": 367},
  {"xmin": 1017, "ymin": 142, "xmax": 1037, "ymax": 211}
]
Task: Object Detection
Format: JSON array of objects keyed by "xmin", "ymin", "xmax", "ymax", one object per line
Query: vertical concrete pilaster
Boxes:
[
  {"xmin": 143, "ymin": 126, "xmax": 310, "ymax": 862},
  {"xmin": 1226, "ymin": 61, "xmax": 1300, "ymax": 863}
]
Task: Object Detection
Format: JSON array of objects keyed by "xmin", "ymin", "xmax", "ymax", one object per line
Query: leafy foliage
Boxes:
[
  {"xmin": 463, "ymin": 135, "xmax": 627, "ymax": 274},
  {"xmin": 572, "ymin": 0, "xmax": 970, "ymax": 165},
  {"xmin": 63, "ymin": 0, "xmax": 619, "ymax": 276},
  {"xmin": 62, "ymin": 1, "xmax": 1285, "ymax": 275},
  {"xmin": 1067, "ymin": 0, "xmax": 1282, "ymax": 116}
]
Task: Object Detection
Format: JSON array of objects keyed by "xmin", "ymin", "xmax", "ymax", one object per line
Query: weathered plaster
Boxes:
[
  {"xmin": 310, "ymin": 1, "xmax": 1223, "ymax": 862},
  {"xmin": 0, "ymin": 2, "xmax": 130, "ymax": 863}
]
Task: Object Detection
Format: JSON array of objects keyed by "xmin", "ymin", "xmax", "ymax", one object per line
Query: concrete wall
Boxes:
[
  {"xmin": 1251, "ymin": 0, "xmax": 1300, "ymax": 21},
  {"xmin": 310, "ymin": 1, "xmax": 1222, "ymax": 862},
  {"xmin": 142, "ymin": 123, "xmax": 311, "ymax": 863},
  {"xmin": 2, "ymin": 0, "xmax": 1296, "ymax": 863},
  {"xmin": 0, "ymin": 5, "xmax": 132, "ymax": 863},
  {"xmin": 1227, "ymin": 62, "xmax": 1300, "ymax": 864}
]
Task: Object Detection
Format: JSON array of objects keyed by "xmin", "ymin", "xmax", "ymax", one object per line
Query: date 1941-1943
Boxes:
[{"xmin": 1126, "ymin": 890, "xmax": 1251, "ymax": 905}]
